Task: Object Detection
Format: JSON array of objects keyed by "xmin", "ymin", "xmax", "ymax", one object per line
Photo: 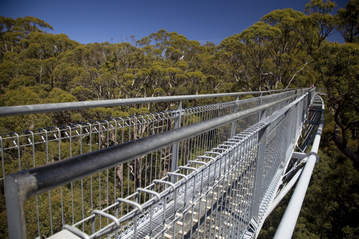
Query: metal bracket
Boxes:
[
  {"xmin": 308, "ymin": 152, "xmax": 320, "ymax": 163},
  {"xmin": 178, "ymin": 166, "xmax": 199, "ymax": 173},
  {"xmin": 153, "ymin": 180, "xmax": 176, "ymax": 191},
  {"xmin": 242, "ymin": 218, "xmax": 259, "ymax": 238},
  {"xmin": 188, "ymin": 160, "xmax": 208, "ymax": 167},
  {"xmin": 93, "ymin": 210, "xmax": 120, "ymax": 228},
  {"xmin": 137, "ymin": 188, "xmax": 161, "ymax": 202},
  {"xmin": 116, "ymin": 198, "xmax": 143, "ymax": 213},
  {"xmin": 167, "ymin": 172, "xmax": 188, "ymax": 183},
  {"xmin": 291, "ymin": 151, "xmax": 319, "ymax": 163},
  {"xmin": 291, "ymin": 152, "xmax": 307, "ymax": 160}
]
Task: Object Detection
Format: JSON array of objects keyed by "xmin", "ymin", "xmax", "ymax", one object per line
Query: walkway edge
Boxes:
[{"xmin": 273, "ymin": 95, "xmax": 324, "ymax": 239}]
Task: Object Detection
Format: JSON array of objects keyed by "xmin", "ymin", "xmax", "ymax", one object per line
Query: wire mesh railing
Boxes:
[
  {"xmin": 1, "ymin": 89, "xmax": 314, "ymax": 239},
  {"xmin": 1, "ymin": 91, "xmax": 297, "ymax": 188},
  {"xmin": 55, "ymin": 90, "xmax": 313, "ymax": 239}
]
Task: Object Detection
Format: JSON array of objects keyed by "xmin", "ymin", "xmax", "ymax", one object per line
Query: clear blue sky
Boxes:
[{"xmin": 0, "ymin": 0, "xmax": 348, "ymax": 45}]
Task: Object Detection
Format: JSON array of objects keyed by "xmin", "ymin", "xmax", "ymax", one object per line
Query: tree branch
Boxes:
[
  {"xmin": 332, "ymin": 124, "xmax": 359, "ymax": 166},
  {"xmin": 334, "ymin": 109, "xmax": 348, "ymax": 146},
  {"xmin": 285, "ymin": 61, "xmax": 308, "ymax": 89},
  {"xmin": 345, "ymin": 119, "xmax": 359, "ymax": 131}
]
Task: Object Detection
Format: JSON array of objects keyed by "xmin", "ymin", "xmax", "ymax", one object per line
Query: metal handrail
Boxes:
[
  {"xmin": 0, "ymin": 89, "xmax": 296, "ymax": 117},
  {"xmin": 4, "ymin": 90, "xmax": 309, "ymax": 239}
]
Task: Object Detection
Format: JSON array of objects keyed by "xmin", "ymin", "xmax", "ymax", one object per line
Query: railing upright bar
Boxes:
[
  {"xmin": 5, "ymin": 174, "xmax": 26, "ymax": 239},
  {"xmin": 250, "ymin": 124, "xmax": 268, "ymax": 223},
  {"xmin": 250, "ymin": 92, "xmax": 268, "ymax": 226},
  {"xmin": 171, "ymin": 100, "xmax": 182, "ymax": 175},
  {"xmin": 1, "ymin": 136, "xmax": 4, "ymax": 185},
  {"xmin": 257, "ymin": 93, "xmax": 263, "ymax": 122},
  {"xmin": 230, "ymin": 96, "xmax": 239, "ymax": 137}
]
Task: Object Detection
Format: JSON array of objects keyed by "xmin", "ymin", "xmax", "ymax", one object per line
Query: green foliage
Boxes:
[
  {"xmin": 293, "ymin": 149, "xmax": 359, "ymax": 239},
  {"xmin": 337, "ymin": 0, "xmax": 359, "ymax": 43},
  {"xmin": 312, "ymin": 42, "xmax": 359, "ymax": 165}
]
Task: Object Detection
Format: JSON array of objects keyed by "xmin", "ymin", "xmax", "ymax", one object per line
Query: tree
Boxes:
[
  {"xmin": 219, "ymin": 9, "xmax": 312, "ymax": 91},
  {"xmin": 260, "ymin": 9, "xmax": 310, "ymax": 89},
  {"xmin": 336, "ymin": 0, "xmax": 359, "ymax": 43},
  {"xmin": 296, "ymin": 0, "xmax": 337, "ymax": 55},
  {"xmin": 313, "ymin": 42, "xmax": 359, "ymax": 167},
  {"xmin": 0, "ymin": 16, "xmax": 53, "ymax": 61}
]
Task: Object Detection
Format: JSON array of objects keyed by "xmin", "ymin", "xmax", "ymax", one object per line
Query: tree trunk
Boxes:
[{"xmin": 332, "ymin": 124, "xmax": 359, "ymax": 168}]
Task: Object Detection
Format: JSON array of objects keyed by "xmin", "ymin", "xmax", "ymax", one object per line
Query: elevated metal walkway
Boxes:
[{"xmin": 0, "ymin": 88, "xmax": 324, "ymax": 239}]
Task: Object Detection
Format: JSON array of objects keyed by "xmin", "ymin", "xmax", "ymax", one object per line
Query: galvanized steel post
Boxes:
[
  {"xmin": 230, "ymin": 96, "xmax": 239, "ymax": 137},
  {"xmin": 5, "ymin": 173, "xmax": 29, "ymax": 238},
  {"xmin": 251, "ymin": 124, "xmax": 268, "ymax": 222},
  {"xmin": 171, "ymin": 100, "xmax": 182, "ymax": 175},
  {"xmin": 257, "ymin": 93, "xmax": 266, "ymax": 121}
]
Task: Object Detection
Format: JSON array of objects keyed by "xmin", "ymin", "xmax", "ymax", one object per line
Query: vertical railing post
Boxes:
[
  {"xmin": 301, "ymin": 93, "xmax": 309, "ymax": 126},
  {"xmin": 250, "ymin": 93, "xmax": 268, "ymax": 224},
  {"xmin": 257, "ymin": 93, "xmax": 264, "ymax": 122},
  {"xmin": 284, "ymin": 109, "xmax": 296, "ymax": 164},
  {"xmin": 308, "ymin": 88, "xmax": 314, "ymax": 109},
  {"xmin": 171, "ymin": 101, "xmax": 182, "ymax": 174},
  {"xmin": 5, "ymin": 175, "xmax": 27, "ymax": 239},
  {"xmin": 250, "ymin": 124, "xmax": 268, "ymax": 223},
  {"xmin": 305, "ymin": 90, "xmax": 312, "ymax": 119},
  {"xmin": 230, "ymin": 96, "xmax": 239, "ymax": 137}
]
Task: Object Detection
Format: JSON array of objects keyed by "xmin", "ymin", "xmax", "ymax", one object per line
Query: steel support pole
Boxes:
[
  {"xmin": 252, "ymin": 91, "xmax": 267, "ymax": 220},
  {"xmin": 257, "ymin": 93, "xmax": 266, "ymax": 121},
  {"xmin": 251, "ymin": 125, "xmax": 268, "ymax": 222},
  {"xmin": 171, "ymin": 101, "xmax": 182, "ymax": 175},
  {"xmin": 230, "ymin": 96, "xmax": 239, "ymax": 137},
  {"xmin": 5, "ymin": 174, "xmax": 29, "ymax": 239}
]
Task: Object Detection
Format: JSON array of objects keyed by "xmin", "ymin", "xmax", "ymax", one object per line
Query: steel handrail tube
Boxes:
[
  {"xmin": 0, "ymin": 89, "xmax": 296, "ymax": 117},
  {"xmin": 5, "ymin": 90, "xmax": 308, "ymax": 239}
]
